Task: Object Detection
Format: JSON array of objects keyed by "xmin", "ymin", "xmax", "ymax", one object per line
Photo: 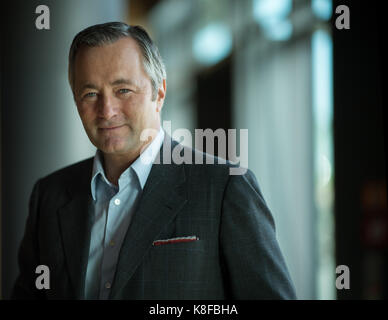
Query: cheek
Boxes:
[
  {"xmin": 77, "ymin": 105, "xmax": 96, "ymax": 126},
  {"xmin": 122, "ymin": 97, "xmax": 148, "ymax": 123}
]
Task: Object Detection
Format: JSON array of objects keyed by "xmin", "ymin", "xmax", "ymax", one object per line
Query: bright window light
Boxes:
[
  {"xmin": 312, "ymin": 0, "xmax": 333, "ymax": 21},
  {"xmin": 312, "ymin": 29, "xmax": 335, "ymax": 300},
  {"xmin": 263, "ymin": 19, "xmax": 293, "ymax": 41},
  {"xmin": 193, "ymin": 23, "xmax": 232, "ymax": 66},
  {"xmin": 253, "ymin": 0, "xmax": 293, "ymax": 41},
  {"xmin": 253, "ymin": 0, "xmax": 292, "ymax": 22}
]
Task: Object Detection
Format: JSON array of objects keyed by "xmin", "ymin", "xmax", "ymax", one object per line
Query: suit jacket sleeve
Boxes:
[
  {"xmin": 220, "ymin": 169, "xmax": 297, "ymax": 299},
  {"xmin": 11, "ymin": 180, "xmax": 46, "ymax": 299}
]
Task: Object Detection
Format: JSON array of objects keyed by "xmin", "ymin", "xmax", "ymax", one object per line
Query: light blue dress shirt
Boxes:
[{"xmin": 84, "ymin": 128, "xmax": 164, "ymax": 299}]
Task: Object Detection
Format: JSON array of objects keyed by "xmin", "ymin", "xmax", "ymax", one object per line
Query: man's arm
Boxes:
[
  {"xmin": 220, "ymin": 169, "xmax": 297, "ymax": 299},
  {"xmin": 11, "ymin": 180, "xmax": 45, "ymax": 299}
]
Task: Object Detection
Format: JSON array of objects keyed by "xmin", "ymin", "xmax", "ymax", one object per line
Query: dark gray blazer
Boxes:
[{"xmin": 12, "ymin": 136, "xmax": 297, "ymax": 299}]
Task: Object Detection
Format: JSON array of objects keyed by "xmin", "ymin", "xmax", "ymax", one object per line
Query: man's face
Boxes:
[{"xmin": 73, "ymin": 37, "xmax": 165, "ymax": 156}]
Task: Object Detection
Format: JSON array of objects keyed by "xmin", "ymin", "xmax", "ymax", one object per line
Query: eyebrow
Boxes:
[
  {"xmin": 110, "ymin": 78, "xmax": 135, "ymax": 86},
  {"xmin": 81, "ymin": 83, "xmax": 98, "ymax": 91},
  {"xmin": 80, "ymin": 78, "xmax": 136, "ymax": 91}
]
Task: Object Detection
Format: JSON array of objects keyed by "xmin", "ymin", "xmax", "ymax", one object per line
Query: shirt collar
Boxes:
[
  {"xmin": 90, "ymin": 128, "xmax": 165, "ymax": 201},
  {"xmin": 131, "ymin": 128, "xmax": 165, "ymax": 189}
]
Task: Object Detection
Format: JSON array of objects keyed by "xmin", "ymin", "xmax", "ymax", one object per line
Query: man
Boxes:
[{"xmin": 12, "ymin": 22, "xmax": 296, "ymax": 299}]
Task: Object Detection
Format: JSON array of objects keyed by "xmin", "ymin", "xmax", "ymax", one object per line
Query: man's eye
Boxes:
[
  {"xmin": 118, "ymin": 88, "xmax": 131, "ymax": 94},
  {"xmin": 84, "ymin": 92, "xmax": 97, "ymax": 98}
]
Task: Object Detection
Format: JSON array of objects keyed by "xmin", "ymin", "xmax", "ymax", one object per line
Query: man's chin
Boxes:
[{"xmin": 98, "ymin": 142, "xmax": 141, "ymax": 157}]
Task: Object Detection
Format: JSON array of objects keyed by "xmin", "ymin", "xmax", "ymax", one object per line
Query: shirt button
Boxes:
[
  {"xmin": 109, "ymin": 240, "xmax": 115, "ymax": 247},
  {"xmin": 114, "ymin": 198, "xmax": 121, "ymax": 205},
  {"xmin": 105, "ymin": 282, "xmax": 111, "ymax": 289}
]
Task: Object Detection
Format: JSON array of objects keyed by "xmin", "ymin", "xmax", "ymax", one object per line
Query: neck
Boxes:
[
  {"xmin": 102, "ymin": 149, "xmax": 141, "ymax": 186},
  {"xmin": 102, "ymin": 128, "xmax": 160, "ymax": 186}
]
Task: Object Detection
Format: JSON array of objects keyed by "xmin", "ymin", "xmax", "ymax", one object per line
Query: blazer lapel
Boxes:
[
  {"xmin": 57, "ymin": 160, "xmax": 94, "ymax": 299},
  {"xmin": 109, "ymin": 137, "xmax": 188, "ymax": 299}
]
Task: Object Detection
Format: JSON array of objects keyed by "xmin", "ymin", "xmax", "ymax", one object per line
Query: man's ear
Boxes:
[{"xmin": 156, "ymin": 79, "xmax": 166, "ymax": 112}]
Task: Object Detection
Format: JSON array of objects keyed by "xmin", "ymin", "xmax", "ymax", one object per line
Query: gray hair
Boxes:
[{"xmin": 68, "ymin": 22, "xmax": 166, "ymax": 100}]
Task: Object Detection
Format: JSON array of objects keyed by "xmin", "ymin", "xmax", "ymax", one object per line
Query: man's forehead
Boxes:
[
  {"xmin": 80, "ymin": 78, "xmax": 138, "ymax": 90},
  {"xmin": 74, "ymin": 38, "xmax": 146, "ymax": 90},
  {"xmin": 74, "ymin": 38, "xmax": 142, "ymax": 77},
  {"xmin": 76, "ymin": 37, "xmax": 141, "ymax": 59}
]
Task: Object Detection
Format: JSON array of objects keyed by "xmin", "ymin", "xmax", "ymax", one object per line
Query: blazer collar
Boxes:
[
  {"xmin": 57, "ymin": 158, "xmax": 94, "ymax": 299},
  {"xmin": 57, "ymin": 135, "xmax": 188, "ymax": 299}
]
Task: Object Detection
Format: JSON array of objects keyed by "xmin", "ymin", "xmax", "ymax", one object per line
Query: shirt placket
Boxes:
[{"xmin": 99, "ymin": 185, "xmax": 121, "ymax": 299}]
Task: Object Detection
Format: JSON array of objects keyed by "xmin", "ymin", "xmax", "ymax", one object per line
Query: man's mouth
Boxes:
[{"xmin": 98, "ymin": 124, "xmax": 125, "ymax": 131}]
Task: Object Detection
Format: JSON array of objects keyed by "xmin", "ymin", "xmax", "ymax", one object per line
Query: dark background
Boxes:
[{"xmin": 332, "ymin": 0, "xmax": 387, "ymax": 299}]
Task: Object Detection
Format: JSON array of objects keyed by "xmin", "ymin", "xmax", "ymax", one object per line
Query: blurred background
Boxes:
[{"xmin": 1, "ymin": 0, "xmax": 386, "ymax": 299}]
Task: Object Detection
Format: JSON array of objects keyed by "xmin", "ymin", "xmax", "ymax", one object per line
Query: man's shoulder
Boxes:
[
  {"xmin": 38, "ymin": 157, "xmax": 94, "ymax": 188},
  {"xmin": 177, "ymin": 143, "xmax": 247, "ymax": 175},
  {"xmin": 170, "ymin": 143, "xmax": 252, "ymax": 187}
]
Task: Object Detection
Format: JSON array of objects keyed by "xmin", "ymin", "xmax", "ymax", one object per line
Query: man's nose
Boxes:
[{"xmin": 97, "ymin": 94, "xmax": 118, "ymax": 120}]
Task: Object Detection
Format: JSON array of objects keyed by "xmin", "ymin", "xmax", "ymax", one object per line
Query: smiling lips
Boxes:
[{"xmin": 98, "ymin": 124, "xmax": 125, "ymax": 131}]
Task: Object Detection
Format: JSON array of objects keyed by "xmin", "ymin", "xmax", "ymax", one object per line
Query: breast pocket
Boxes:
[{"xmin": 143, "ymin": 239, "xmax": 211, "ymax": 283}]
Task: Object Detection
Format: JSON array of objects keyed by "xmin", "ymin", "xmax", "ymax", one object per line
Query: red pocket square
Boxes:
[{"xmin": 152, "ymin": 236, "xmax": 199, "ymax": 246}]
